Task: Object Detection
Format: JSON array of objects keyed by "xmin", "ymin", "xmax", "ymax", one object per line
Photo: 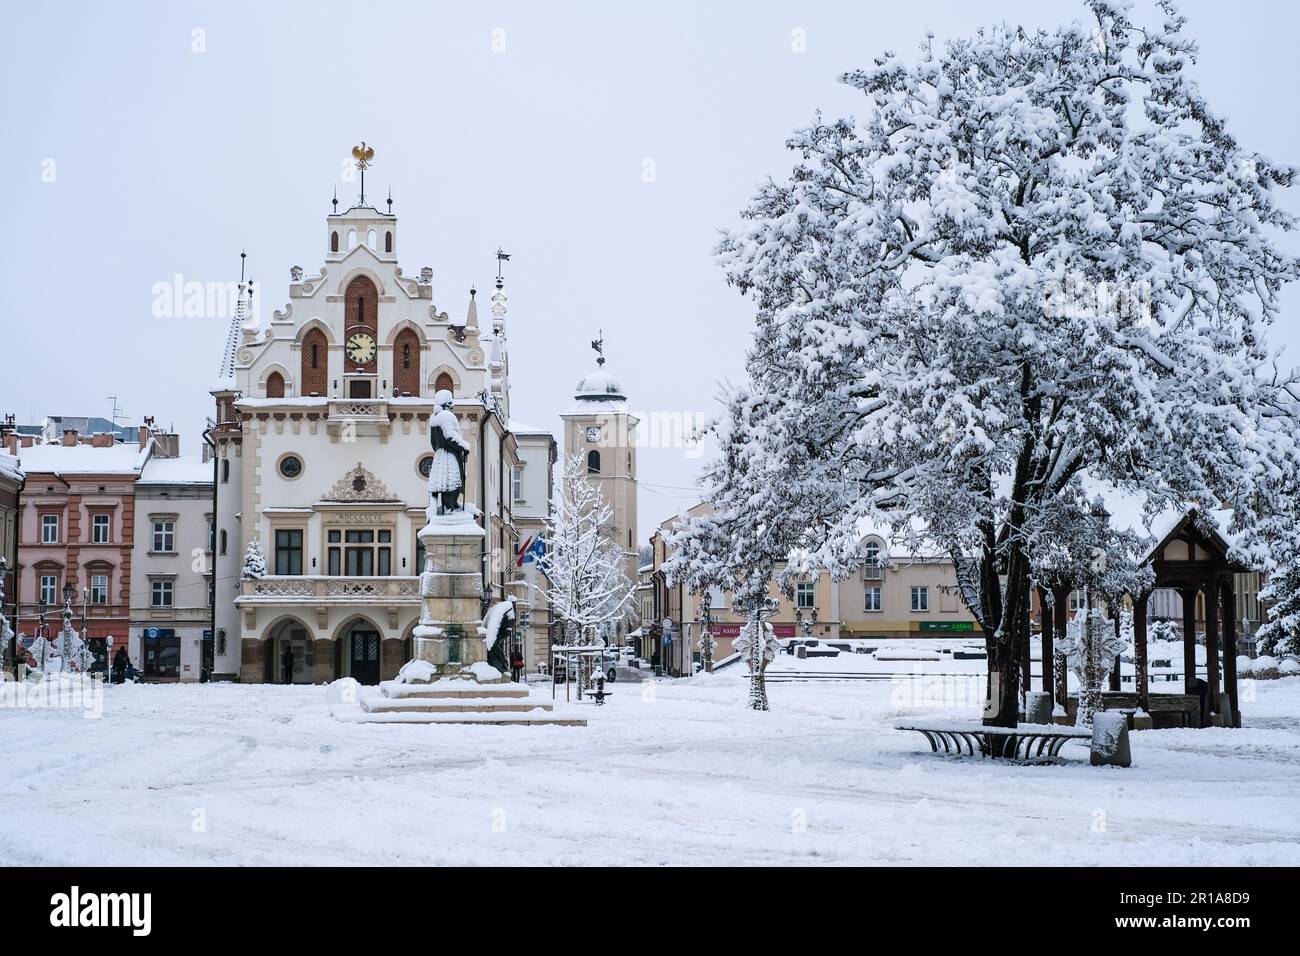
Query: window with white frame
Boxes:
[
  {"xmin": 795, "ymin": 581, "xmax": 816, "ymax": 609},
  {"xmin": 39, "ymin": 574, "xmax": 58, "ymax": 606},
  {"xmin": 151, "ymin": 579, "xmax": 174, "ymax": 608},
  {"xmin": 91, "ymin": 513, "xmax": 111, "ymax": 544},
  {"xmin": 511, "ymin": 466, "xmax": 524, "ymax": 501},
  {"xmin": 864, "ymin": 586, "xmax": 882, "ymax": 612},
  {"xmin": 90, "ymin": 574, "xmax": 108, "ymax": 605},
  {"xmin": 152, "ymin": 519, "xmax": 176, "ymax": 553},
  {"xmin": 863, "ymin": 540, "xmax": 883, "ymax": 580},
  {"xmin": 41, "ymin": 514, "xmax": 59, "ymax": 544},
  {"xmin": 911, "ymin": 586, "xmax": 929, "ymax": 612},
  {"xmin": 1069, "ymin": 589, "xmax": 1087, "ymax": 611}
]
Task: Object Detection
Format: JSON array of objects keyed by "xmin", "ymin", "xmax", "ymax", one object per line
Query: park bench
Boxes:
[{"xmin": 895, "ymin": 721, "xmax": 1091, "ymax": 761}]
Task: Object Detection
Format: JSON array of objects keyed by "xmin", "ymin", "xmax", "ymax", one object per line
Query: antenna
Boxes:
[{"xmin": 106, "ymin": 395, "xmax": 125, "ymax": 428}]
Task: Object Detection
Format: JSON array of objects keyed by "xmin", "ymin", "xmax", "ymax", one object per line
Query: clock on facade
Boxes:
[
  {"xmin": 345, "ymin": 331, "xmax": 377, "ymax": 364},
  {"xmin": 585, "ymin": 425, "xmax": 602, "ymax": 443}
]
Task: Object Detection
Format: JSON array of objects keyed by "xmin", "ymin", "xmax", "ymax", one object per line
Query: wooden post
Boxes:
[
  {"xmin": 1180, "ymin": 586, "xmax": 1198, "ymax": 694},
  {"xmin": 1134, "ymin": 591, "xmax": 1149, "ymax": 714},
  {"xmin": 1038, "ymin": 587, "xmax": 1054, "ymax": 694},
  {"xmin": 1220, "ymin": 576, "xmax": 1239, "ymax": 727},
  {"xmin": 1204, "ymin": 574, "xmax": 1221, "ymax": 719},
  {"xmin": 1052, "ymin": 585, "xmax": 1069, "ymax": 710}
]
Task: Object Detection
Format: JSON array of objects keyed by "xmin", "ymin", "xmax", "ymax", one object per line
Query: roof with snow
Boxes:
[
  {"xmin": 573, "ymin": 364, "xmax": 626, "ymax": 403},
  {"xmin": 0, "ymin": 450, "xmax": 22, "ymax": 484},
  {"xmin": 137, "ymin": 455, "xmax": 213, "ymax": 486},
  {"xmin": 16, "ymin": 442, "xmax": 149, "ymax": 476}
]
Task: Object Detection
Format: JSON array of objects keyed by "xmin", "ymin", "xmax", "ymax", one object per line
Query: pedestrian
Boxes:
[
  {"xmin": 111, "ymin": 646, "xmax": 129, "ymax": 684},
  {"xmin": 11, "ymin": 643, "xmax": 26, "ymax": 683},
  {"xmin": 282, "ymin": 642, "xmax": 295, "ymax": 684}
]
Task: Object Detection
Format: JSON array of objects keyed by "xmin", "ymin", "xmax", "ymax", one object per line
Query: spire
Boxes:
[
  {"xmin": 387, "ymin": 185, "xmax": 393, "ymax": 214},
  {"xmin": 466, "ymin": 286, "xmax": 479, "ymax": 330},
  {"xmin": 332, "ymin": 186, "xmax": 338, "ymax": 212},
  {"xmin": 215, "ymin": 251, "xmax": 249, "ymax": 392}
]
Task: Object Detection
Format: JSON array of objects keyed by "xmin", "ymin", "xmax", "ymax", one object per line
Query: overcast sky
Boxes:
[{"xmin": 3, "ymin": 0, "xmax": 1296, "ymax": 535}]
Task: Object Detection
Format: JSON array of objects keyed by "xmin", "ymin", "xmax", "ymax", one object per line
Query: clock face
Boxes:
[
  {"xmin": 585, "ymin": 425, "xmax": 602, "ymax": 443},
  {"xmin": 345, "ymin": 332, "xmax": 377, "ymax": 364}
]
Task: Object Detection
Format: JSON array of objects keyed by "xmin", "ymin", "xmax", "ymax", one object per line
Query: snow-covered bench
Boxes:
[{"xmin": 895, "ymin": 721, "xmax": 1091, "ymax": 761}]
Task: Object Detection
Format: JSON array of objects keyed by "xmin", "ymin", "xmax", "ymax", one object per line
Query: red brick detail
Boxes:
[
  {"xmin": 393, "ymin": 328, "xmax": 421, "ymax": 396},
  {"xmin": 301, "ymin": 328, "xmax": 328, "ymax": 397},
  {"xmin": 265, "ymin": 371, "xmax": 285, "ymax": 398},
  {"xmin": 344, "ymin": 275, "xmax": 378, "ymax": 373}
]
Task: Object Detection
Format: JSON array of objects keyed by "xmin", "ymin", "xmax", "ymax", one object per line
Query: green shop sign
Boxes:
[{"xmin": 919, "ymin": 621, "xmax": 976, "ymax": 633}]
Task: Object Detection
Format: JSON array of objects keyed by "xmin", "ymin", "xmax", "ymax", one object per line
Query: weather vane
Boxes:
[
  {"xmin": 351, "ymin": 142, "xmax": 375, "ymax": 205},
  {"xmin": 495, "ymin": 247, "xmax": 511, "ymax": 279},
  {"xmin": 591, "ymin": 330, "xmax": 604, "ymax": 366}
]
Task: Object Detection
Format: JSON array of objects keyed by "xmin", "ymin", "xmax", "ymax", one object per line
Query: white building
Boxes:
[
  {"xmin": 127, "ymin": 437, "xmax": 214, "ymax": 681},
  {"xmin": 210, "ymin": 185, "xmax": 540, "ymax": 683}
]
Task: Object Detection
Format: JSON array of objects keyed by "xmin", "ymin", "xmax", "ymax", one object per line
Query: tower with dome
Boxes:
[{"xmin": 560, "ymin": 336, "xmax": 640, "ymax": 623}]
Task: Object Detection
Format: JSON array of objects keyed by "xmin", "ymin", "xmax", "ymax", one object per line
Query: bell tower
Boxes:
[{"xmin": 560, "ymin": 335, "xmax": 639, "ymax": 591}]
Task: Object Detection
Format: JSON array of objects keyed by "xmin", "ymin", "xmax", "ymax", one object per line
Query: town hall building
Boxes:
[{"xmin": 209, "ymin": 181, "xmax": 558, "ymax": 683}]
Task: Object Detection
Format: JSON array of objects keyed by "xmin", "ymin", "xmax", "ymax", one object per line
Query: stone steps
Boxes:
[
  {"xmin": 381, "ymin": 685, "xmax": 531, "ymax": 700},
  {"xmin": 361, "ymin": 697, "xmax": 555, "ymax": 714}
]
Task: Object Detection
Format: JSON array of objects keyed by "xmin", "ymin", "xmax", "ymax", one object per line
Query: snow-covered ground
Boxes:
[{"xmin": 1, "ymin": 670, "xmax": 1297, "ymax": 866}]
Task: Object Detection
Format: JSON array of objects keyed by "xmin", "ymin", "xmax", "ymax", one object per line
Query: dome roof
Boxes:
[{"xmin": 574, "ymin": 365, "xmax": 626, "ymax": 402}]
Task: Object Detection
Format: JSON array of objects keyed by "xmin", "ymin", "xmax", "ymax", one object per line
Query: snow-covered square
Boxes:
[{"xmin": 2, "ymin": 664, "xmax": 1297, "ymax": 867}]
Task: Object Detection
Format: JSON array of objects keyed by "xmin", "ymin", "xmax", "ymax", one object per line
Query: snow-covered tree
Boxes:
[
  {"xmin": 536, "ymin": 454, "xmax": 635, "ymax": 648},
  {"xmin": 241, "ymin": 537, "xmax": 266, "ymax": 580},
  {"xmin": 666, "ymin": 385, "xmax": 796, "ymax": 710},
  {"xmin": 1259, "ymin": 548, "xmax": 1300, "ymax": 657},
  {"xmin": 707, "ymin": 0, "xmax": 1300, "ymax": 729}
]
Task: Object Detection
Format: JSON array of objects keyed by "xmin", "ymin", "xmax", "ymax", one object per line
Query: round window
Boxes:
[
  {"xmin": 279, "ymin": 455, "xmax": 303, "ymax": 479},
  {"xmin": 417, "ymin": 455, "xmax": 433, "ymax": 478}
]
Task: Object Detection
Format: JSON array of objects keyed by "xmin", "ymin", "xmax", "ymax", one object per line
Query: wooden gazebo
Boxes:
[{"xmin": 1035, "ymin": 508, "xmax": 1246, "ymax": 729}]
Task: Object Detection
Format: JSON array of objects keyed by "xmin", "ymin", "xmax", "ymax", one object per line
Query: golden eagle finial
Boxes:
[{"xmin": 351, "ymin": 142, "xmax": 374, "ymax": 169}]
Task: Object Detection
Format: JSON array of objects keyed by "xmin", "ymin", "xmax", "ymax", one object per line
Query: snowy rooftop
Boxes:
[
  {"xmin": 0, "ymin": 449, "xmax": 21, "ymax": 483},
  {"xmin": 137, "ymin": 455, "xmax": 213, "ymax": 486},
  {"xmin": 573, "ymin": 364, "xmax": 626, "ymax": 402},
  {"xmin": 508, "ymin": 419, "xmax": 555, "ymax": 437},
  {"xmin": 16, "ymin": 442, "xmax": 148, "ymax": 475}
]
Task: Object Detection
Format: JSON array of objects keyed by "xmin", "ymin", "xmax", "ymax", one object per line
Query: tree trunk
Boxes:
[
  {"xmin": 747, "ymin": 607, "xmax": 769, "ymax": 712},
  {"xmin": 983, "ymin": 545, "xmax": 1029, "ymax": 748}
]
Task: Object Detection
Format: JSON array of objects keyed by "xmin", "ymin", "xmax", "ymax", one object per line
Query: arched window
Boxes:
[
  {"xmin": 434, "ymin": 371, "xmax": 454, "ymax": 395},
  {"xmin": 393, "ymin": 328, "xmax": 421, "ymax": 397},
  {"xmin": 343, "ymin": 275, "xmax": 378, "ymax": 371},
  {"xmin": 301, "ymin": 329, "xmax": 328, "ymax": 395},
  {"xmin": 367, "ymin": 229, "xmax": 377, "ymax": 250},
  {"xmin": 385, "ymin": 231, "xmax": 393, "ymax": 253},
  {"xmin": 265, "ymin": 371, "xmax": 285, "ymax": 398},
  {"xmin": 330, "ymin": 231, "xmax": 339, "ymax": 252},
  {"xmin": 347, "ymin": 229, "xmax": 357, "ymax": 249},
  {"xmin": 587, "ymin": 450, "xmax": 601, "ymax": 475}
]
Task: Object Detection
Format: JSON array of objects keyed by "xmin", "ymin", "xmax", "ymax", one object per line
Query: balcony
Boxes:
[{"xmin": 236, "ymin": 576, "xmax": 420, "ymax": 606}]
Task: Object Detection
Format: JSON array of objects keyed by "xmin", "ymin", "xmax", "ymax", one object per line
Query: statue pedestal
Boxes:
[{"xmin": 410, "ymin": 510, "xmax": 502, "ymax": 682}]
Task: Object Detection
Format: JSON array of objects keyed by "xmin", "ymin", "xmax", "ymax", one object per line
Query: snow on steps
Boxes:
[{"xmin": 327, "ymin": 677, "xmax": 587, "ymax": 726}]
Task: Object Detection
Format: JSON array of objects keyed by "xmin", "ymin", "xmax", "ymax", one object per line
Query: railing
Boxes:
[
  {"xmin": 239, "ymin": 576, "xmax": 420, "ymax": 601},
  {"xmin": 327, "ymin": 399, "xmax": 389, "ymax": 420}
]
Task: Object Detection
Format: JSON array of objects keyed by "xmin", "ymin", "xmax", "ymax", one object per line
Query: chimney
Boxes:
[
  {"xmin": 19, "ymin": 435, "xmax": 33, "ymax": 449},
  {"xmin": 151, "ymin": 432, "xmax": 180, "ymax": 458},
  {"xmin": 139, "ymin": 419, "xmax": 152, "ymax": 450},
  {"xmin": 5, "ymin": 434, "xmax": 16, "ymax": 457},
  {"xmin": 91, "ymin": 432, "xmax": 115, "ymax": 448},
  {"xmin": 62, "ymin": 429, "xmax": 79, "ymax": 447}
]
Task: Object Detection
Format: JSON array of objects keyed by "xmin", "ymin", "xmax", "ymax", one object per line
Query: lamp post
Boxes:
[{"xmin": 105, "ymin": 635, "xmax": 114, "ymax": 685}]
